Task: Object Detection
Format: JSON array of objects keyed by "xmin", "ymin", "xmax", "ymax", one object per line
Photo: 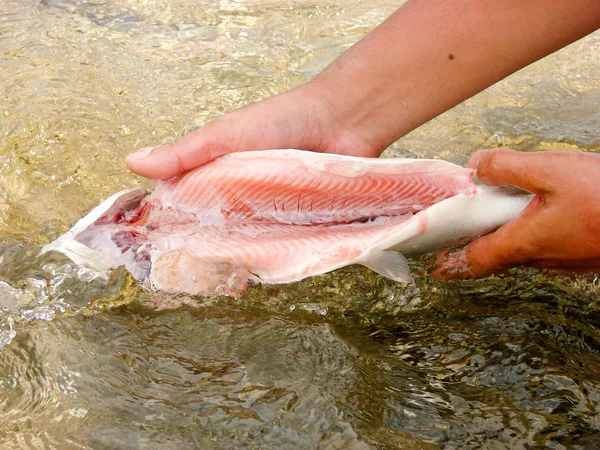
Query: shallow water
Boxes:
[{"xmin": 0, "ymin": 1, "xmax": 599, "ymax": 448}]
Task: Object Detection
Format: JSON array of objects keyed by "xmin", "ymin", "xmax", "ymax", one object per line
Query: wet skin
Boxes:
[{"xmin": 431, "ymin": 149, "xmax": 600, "ymax": 279}]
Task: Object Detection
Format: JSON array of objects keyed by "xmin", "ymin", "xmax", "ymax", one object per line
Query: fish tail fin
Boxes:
[
  {"xmin": 41, "ymin": 238, "xmax": 115, "ymax": 273},
  {"xmin": 39, "ymin": 187, "xmax": 148, "ymax": 274}
]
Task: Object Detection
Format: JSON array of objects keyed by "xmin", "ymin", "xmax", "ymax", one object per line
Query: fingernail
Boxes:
[
  {"xmin": 127, "ymin": 146, "xmax": 157, "ymax": 160},
  {"xmin": 468, "ymin": 152, "xmax": 484, "ymax": 170}
]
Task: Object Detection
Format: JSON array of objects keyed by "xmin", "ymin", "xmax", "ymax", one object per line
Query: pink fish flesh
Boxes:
[{"xmin": 41, "ymin": 150, "xmax": 532, "ymax": 295}]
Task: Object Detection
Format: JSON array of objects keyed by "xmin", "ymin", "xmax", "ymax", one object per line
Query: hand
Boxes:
[
  {"xmin": 431, "ymin": 149, "xmax": 600, "ymax": 279},
  {"xmin": 126, "ymin": 1, "xmax": 600, "ymax": 180},
  {"xmin": 125, "ymin": 84, "xmax": 382, "ymax": 180}
]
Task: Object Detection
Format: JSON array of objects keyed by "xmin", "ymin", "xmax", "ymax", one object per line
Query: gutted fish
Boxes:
[{"xmin": 41, "ymin": 150, "xmax": 532, "ymax": 295}]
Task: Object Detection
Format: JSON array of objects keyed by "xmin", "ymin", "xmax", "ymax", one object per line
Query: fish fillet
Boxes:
[
  {"xmin": 132, "ymin": 150, "xmax": 474, "ymax": 226},
  {"xmin": 41, "ymin": 150, "xmax": 532, "ymax": 295}
]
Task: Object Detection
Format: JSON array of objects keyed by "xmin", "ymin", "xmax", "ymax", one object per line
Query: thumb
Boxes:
[
  {"xmin": 126, "ymin": 121, "xmax": 232, "ymax": 179},
  {"xmin": 470, "ymin": 149, "xmax": 553, "ymax": 195},
  {"xmin": 430, "ymin": 219, "xmax": 534, "ymax": 279}
]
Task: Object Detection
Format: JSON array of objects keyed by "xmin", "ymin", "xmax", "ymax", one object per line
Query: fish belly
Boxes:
[{"xmin": 143, "ymin": 216, "xmax": 415, "ymax": 294}]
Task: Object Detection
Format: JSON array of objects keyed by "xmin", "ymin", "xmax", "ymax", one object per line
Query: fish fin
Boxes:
[
  {"xmin": 359, "ymin": 250, "xmax": 414, "ymax": 284},
  {"xmin": 41, "ymin": 238, "xmax": 115, "ymax": 274}
]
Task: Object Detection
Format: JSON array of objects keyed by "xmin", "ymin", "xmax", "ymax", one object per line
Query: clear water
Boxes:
[{"xmin": 0, "ymin": 1, "xmax": 599, "ymax": 448}]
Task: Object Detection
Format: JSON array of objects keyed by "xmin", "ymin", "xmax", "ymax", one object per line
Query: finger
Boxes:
[
  {"xmin": 126, "ymin": 121, "xmax": 234, "ymax": 179},
  {"xmin": 469, "ymin": 149, "xmax": 555, "ymax": 195},
  {"xmin": 430, "ymin": 219, "xmax": 536, "ymax": 280}
]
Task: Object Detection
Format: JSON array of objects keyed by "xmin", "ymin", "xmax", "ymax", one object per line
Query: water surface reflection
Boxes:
[{"xmin": 0, "ymin": 0, "xmax": 599, "ymax": 448}]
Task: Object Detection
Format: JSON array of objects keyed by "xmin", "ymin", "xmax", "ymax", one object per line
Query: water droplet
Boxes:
[
  {"xmin": 21, "ymin": 306, "xmax": 55, "ymax": 322},
  {"xmin": 77, "ymin": 268, "xmax": 96, "ymax": 282},
  {"xmin": 0, "ymin": 316, "xmax": 16, "ymax": 349}
]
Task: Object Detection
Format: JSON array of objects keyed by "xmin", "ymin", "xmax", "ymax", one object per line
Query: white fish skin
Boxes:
[
  {"xmin": 380, "ymin": 186, "xmax": 533, "ymax": 256},
  {"xmin": 39, "ymin": 150, "xmax": 532, "ymax": 294}
]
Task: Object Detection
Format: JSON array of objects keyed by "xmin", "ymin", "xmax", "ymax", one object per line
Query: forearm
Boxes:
[{"xmin": 308, "ymin": 0, "xmax": 600, "ymax": 153}]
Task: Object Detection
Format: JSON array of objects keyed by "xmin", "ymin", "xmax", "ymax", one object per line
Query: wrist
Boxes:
[
  {"xmin": 285, "ymin": 78, "xmax": 380, "ymax": 158},
  {"xmin": 303, "ymin": 69, "xmax": 394, "ymax": 158}
]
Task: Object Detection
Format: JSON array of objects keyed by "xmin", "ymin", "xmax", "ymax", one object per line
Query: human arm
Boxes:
[
  {"xmin": 126, "ymin": 0, "xmax": 600, "ymax": 179},
  {"xmin": 431, "ymin": 149, "xmax": 600, "ymax": 279}
]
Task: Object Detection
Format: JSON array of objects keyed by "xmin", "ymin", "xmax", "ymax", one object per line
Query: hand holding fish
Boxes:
[
  {"xmin": 44, "ymin": 150, "xmax": 531, "ymax": 295},
  {"xmin": 122, "ymin": 0, "xmax": 600, "ymax": 284},
  {"xmin": 432, "ymin": 149, "xmax": 600, "ymax": 279}
]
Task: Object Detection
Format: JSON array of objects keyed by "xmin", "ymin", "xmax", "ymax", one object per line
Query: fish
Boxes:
[{"xmin": 40, "ymin": 149, "xmax": 533, "ymax": 295}]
